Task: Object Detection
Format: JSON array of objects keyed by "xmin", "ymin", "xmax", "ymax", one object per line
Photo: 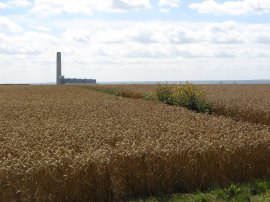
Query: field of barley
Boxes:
[
  {"xmin": 95, "ymin": 84, "xmax": 270, "ymax": 126},
  {"xmin": 0, "ymin": 85, "xmax": 270, "ymax": 201}
]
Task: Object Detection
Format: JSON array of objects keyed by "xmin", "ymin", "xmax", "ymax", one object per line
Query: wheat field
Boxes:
[
  {"xmin": 95, "ymin": 84, "xmax": 270, "ymax": 126},
  {"xmin": 201, "ymin": 85, "xmax": 270, "ymax": 126},
  {"xmin": 0, "ymin": 85, "xmax": 270, "ymax": 201}
]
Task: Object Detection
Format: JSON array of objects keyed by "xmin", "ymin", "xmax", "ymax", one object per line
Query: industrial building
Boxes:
[{"xmin": 56, "ymin": 52, "xmax": 96, "ymax": 85}]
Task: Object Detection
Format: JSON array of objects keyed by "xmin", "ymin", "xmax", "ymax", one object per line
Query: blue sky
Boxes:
[{"xmin": 0, "ymin": 0, "xmax": 270, "ymax": 83}]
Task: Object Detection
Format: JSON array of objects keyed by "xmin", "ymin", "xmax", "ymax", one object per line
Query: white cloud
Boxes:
[
  {"xmin": 0, "ymin": 2, "xmax": 8, "ymax": 9},
  {"xmin": 8, "ymin": 0, "xmax": 31, "ymax": 8},
  {"xmin": 0, "ymin": 0, "xmax": 31, "ymax": 9},
  {"xmin": 0, "ymin": 31, "xmax": 56, "ymax": 55},
  {"xmin": 2, "ymin": 20, "xmax": 270, "ymax": 57},
  {"xmin": 63, "ymin": 29, "xmax": 91, "ymax": 42},
  {"xmin": 32, "ymin": 0, "xmax": 151, "ymax": 16},
  {"xmin": 112, "ymin": 0, "xmax": 151, "ymax": 10},
  {"xmin": 34, "ymin": 25, "xmax": 51, "ymax": 32},
  {"xmin": 204, "ymin": 21, "xmax": 244, "ymax": 44},
  {"xmin": 190, "ymin": 0, "xmax": 270, "ymax": 15},
  {"xmin": 255, "ymin": 32, "xmax": 270, "ymax": 44},
  {"xmin": 0, "ymin": 16, "xmax": 22, "ymax": 32},
  {"xmin": 1, "ymin": 20, "xmax": 270, "ymax": 83},
  {"xmin": 159, "ymin": 0, "xmax": 181, "ymax": 8}
]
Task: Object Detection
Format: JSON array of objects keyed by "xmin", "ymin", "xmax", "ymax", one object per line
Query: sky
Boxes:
[{"xmin": 0, "ymin": 0, "xmax": 270, "ymax": 83}]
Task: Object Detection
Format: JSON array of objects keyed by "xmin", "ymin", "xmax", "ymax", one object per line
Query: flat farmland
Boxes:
[
  {"xmin": 95, "ymin": 84, "xmax": 270, "ymax": 126},
  {"xmin": 0, "ymin": 85, "xmax": 270, "ymax": 201}
]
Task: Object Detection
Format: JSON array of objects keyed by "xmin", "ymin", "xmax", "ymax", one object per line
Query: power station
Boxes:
[{"xmin": 56, "ymin": 52, "xmax": 96, "ymax": 85}]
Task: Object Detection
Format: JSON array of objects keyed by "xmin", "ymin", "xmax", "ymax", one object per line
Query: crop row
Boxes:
[
  {"xmin": 0, "ymin": 85, "xmax": 269, "ymax": 201},
  {"xmin": 91, "ymin": 84, "xmax": 270, "ymax": 126}
]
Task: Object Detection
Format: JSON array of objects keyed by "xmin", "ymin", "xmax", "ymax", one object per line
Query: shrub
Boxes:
[
  {"xmin": 173, "ymin": 83, "xmax": 212, "ymax": 113},
  {"xmin": 156, "ymin": 84, "xmax": 174, "ymax": 105},
  {"xmin": 156, "ymin": 82, "xmax": 212, "ymax": 113}
]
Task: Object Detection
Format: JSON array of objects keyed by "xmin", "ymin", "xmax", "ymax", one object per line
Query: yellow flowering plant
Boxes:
[{"xmin": 156, "ymin": 82, "xmax": 212, "ymax": 113}]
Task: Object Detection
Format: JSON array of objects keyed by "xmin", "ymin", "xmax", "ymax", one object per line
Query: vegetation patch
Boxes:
[
  {"xmin": 156, "ymin": 83, "xmax": 212, "ymax": 113},
  {"xmin": 89, "ymin": 86, "xmax": 143, "ymax": 99},
  {"xmin": 88, "ymin": 83, "xmax": 213, "ymax": 114},
  {"xmin": 143, "ymin": 92, "xmax": 157, "ymax": 101},
  {"xmin": 129, "ymin": 180, "xmax": 270, "ymax": 202}
]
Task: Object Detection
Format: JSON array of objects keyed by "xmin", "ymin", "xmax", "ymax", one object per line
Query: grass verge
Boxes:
[
  {"xmin": 85, "ymin": 83, "xmax": 212, "ymax": 114},
  {"xmin": 129, "ymin": 180, "xmax": 270, "ymax": 202},
  {"xmin": 88, "ymin": 86, "xmax": 143, "ymax": 99}
]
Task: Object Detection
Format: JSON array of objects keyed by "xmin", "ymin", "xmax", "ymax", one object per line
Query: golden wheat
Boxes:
[
  {"xmin": 0, "ymin": 85, "xmax": 269, "ymax": 201},
  {"xmin": 201, "ymin": 85, "xmax": 270, "ymax": 126},
  {"xmin": 95, "ymin": 84, "xmax": 270, "ymax": 126}
]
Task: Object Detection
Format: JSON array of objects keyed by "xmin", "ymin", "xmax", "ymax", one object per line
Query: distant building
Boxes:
[
  {"xmin": 56, "ymin": 52, "xmax": 96, "ymax": 85},
  {"xmin": 63, "ymin": 78, "xmax": 96, "ymax": 84}
]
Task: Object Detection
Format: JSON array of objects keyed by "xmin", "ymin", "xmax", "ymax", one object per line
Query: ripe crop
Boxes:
[
  {"xmin": 0, "ymin": 85, "xmax": 269, "ymax": 201},
  {"xmin": 201, "ymin": 85, "xmax": 270, "ymax": 126},
  {"xmin": 94, "ymin": 84, "xmax": 270, "ymax": 126}
]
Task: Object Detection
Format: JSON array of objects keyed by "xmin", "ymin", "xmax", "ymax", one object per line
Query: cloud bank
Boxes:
[
  {"xmin": 0, "ymin": 1, "xmax": 270, "ymax": 83},
  {"xmin": 190, "ymin": 0, "xmax": 270, "ymax": 15},
  {"xmin": 32, "ymin": 0, "xmax": 151, "ymax": 16},
  {"xmin": 0, "ymin": 0, "xmax": 31, "ymax": 9},
  {"xmin": 159, "ymin": 0, "xmax": 181, "ymax": 8},
  {"xmin": 1, "ymin": 19, "xmax": 270, "ymax": 82}
]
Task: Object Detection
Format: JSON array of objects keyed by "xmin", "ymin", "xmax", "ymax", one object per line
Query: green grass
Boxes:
[
  {"xmin": 129, "ymin": 180, "xmax": 270, "ymax": 202},
  {"xmin": 87, "ymin": 86, "xmax": 144, "ymax": 99}
]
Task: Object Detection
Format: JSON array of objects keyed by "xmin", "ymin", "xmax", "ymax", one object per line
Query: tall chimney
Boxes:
[{"xmin": 56, "ymin": 52, "xmax": 61, "ymax": 85}]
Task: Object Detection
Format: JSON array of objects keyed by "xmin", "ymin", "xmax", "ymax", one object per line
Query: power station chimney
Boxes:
[{"xmin": 56, "ymin": 52, "xmax": 61, "ymax": 85}]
